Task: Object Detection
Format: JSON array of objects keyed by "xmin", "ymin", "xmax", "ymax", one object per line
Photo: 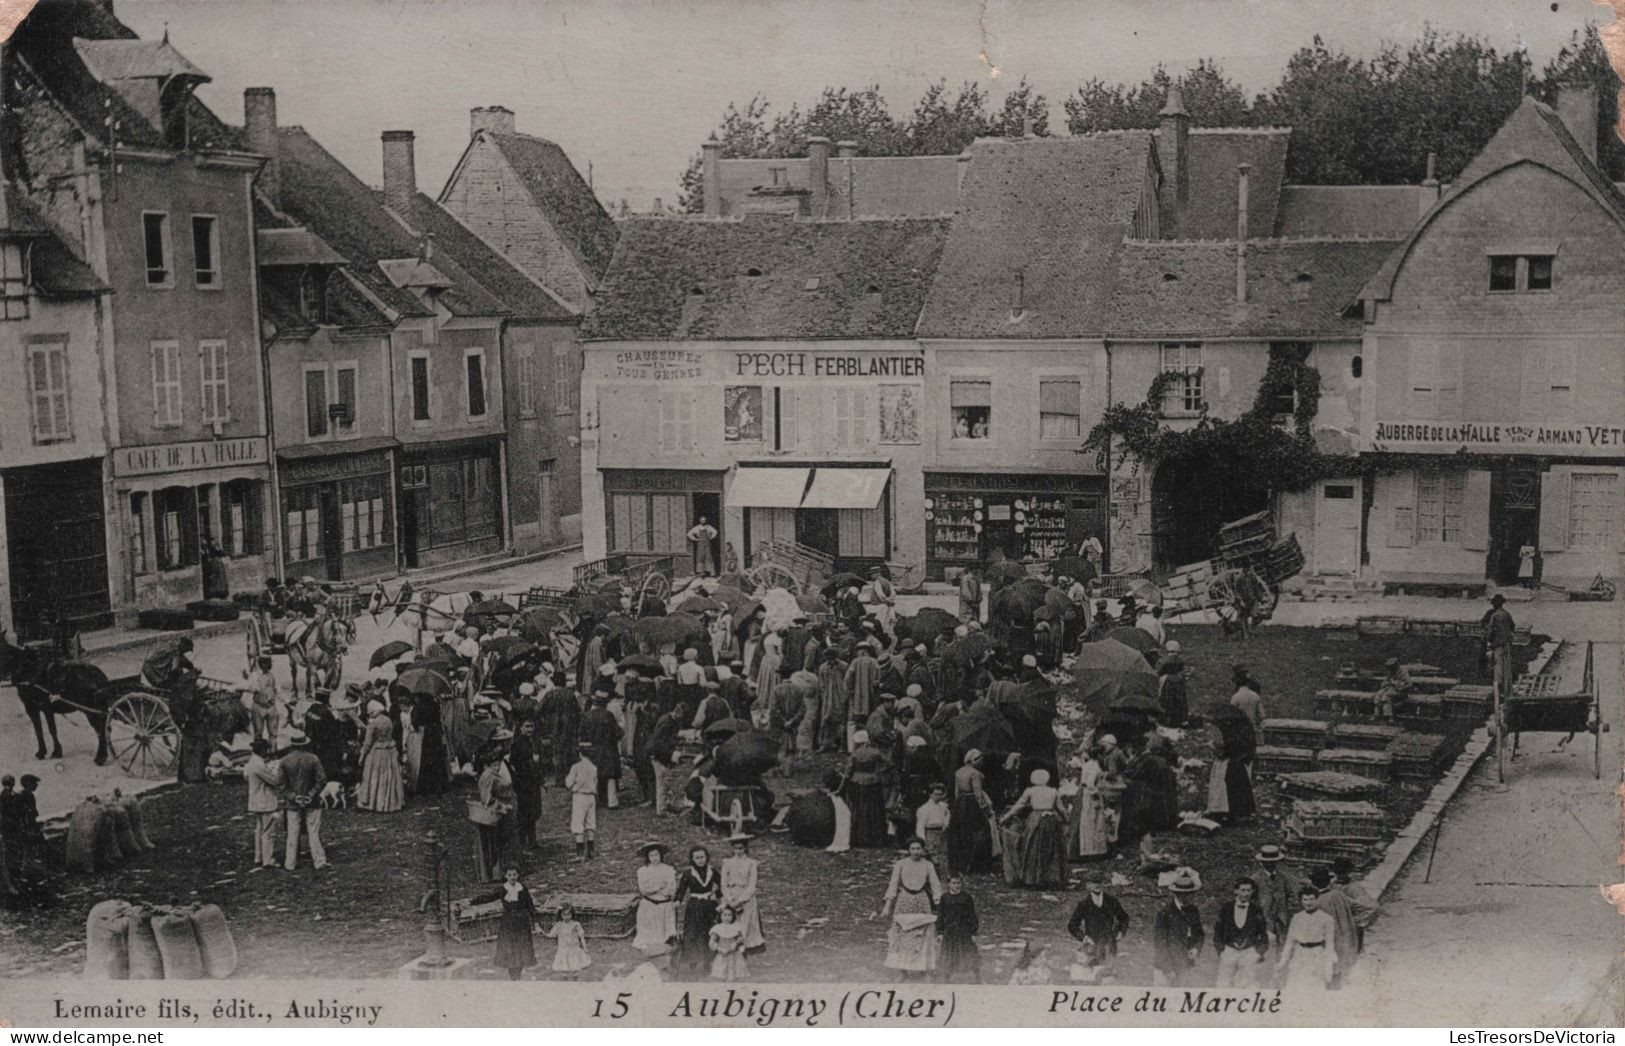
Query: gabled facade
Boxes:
[{"xmin": 7, "ymin": 1, "xmax": 274, "ymax": 621}]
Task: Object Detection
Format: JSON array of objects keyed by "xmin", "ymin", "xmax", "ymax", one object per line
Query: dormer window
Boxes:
[
  {"xmin": 1162, "ymin": 272, "xmax": 1179, "ymax": 283},
  {"xmin": 298, "ymin": 268, "xmax": 328, "ymax": 325},
  {"xmin": 1291, "ymin": 273, "xmax": 1313, "ymax": 302},
  {"xmin": 1, "ymin": 242, "xmax": 31, "ymax": 320},
  {"xmin": 745, "ymin": 267, "xmax": 763, "ymax": 278}
]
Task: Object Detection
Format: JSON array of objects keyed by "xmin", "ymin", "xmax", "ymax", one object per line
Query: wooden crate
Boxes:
[
  {"xmin": 1278, "ymin": 771, "xmax": 1386, "ymax": 799},
  {"xmin": 1357, "ymin": 615, "xmax": 1408, "ymax": 636},
  {"xmin": 1410, "ymin": 675, "xmax": 1462, "ymax": 694},
  {"xmin": 1314, "ymin": 690, "xmax": 1379, "ymax": 717},
  {"xmin": 1286, "ymin": 800, "xmax": 1385, "ymax": 842},
  {"xmin": 1406, "ymin": 619, "xmax": 1459, "ymax": 637},
  {"xmin": 1387, "ymin": 733, "xmax": 1448, "ymax": 780},
  {"xmin": 1330, "ymin": 722, "xmax": 1405, "ymax": 751},
  {"xmin": 1254, "ymin": 745, "xmax": 1315, "ymax": 775},
  {"xmin": 447, "ymin": 898, "xmax": 504, "ymax": 944},
  {"xmin": 1316, "ymin": 748, "xmax": 1392, "ymax": 780},
  {"xmin": 1397, "ymin": 694, "xmax": 1443, "ymax": 720},
  {"xmin": 1262, "ymin": 718, "xmax": 1332, "ymax": 750},
  {"xmin": 1441, "ymin": 686, "xmax": 1493, "ymax": 720},
  {"xmin": 537, "ymin": 893, "xmax": 638, "ymax": 939}
]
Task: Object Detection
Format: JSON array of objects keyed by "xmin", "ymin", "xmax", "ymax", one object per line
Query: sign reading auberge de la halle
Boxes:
[{"xmin": 113, "ymin": 436, "xmax": 270, "ymax": 477}]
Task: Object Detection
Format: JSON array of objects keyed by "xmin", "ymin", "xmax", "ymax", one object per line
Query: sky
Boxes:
[{"xmin": 110, "ymin": 0, "xmax": 1618, "ymax": 210}]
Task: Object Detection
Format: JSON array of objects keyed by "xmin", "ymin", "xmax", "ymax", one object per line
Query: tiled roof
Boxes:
[
  {"xmin": 1157, "ymin": 128, "xmax": 1291, "ymax": 240},
  {"xmin": 1275, "ymin": 185, "xmax": 1426, "ymax": 239},
  {"xmin": 581, "ymin": 214, "xmax": 950, "ymax": 341},
  {"xmin": 256, "ymin": 227, "xmax": 346, "ymax": 267},
  {"xmin": 916, "ymin": 133, "xmax": 1153, "ymax": 339},
  {"xmin": 9, "ymin": 1, "xmax": 241, "ymax": 154},
  {"xmin": 275, "ymin": 126, "xmax": 507, "ymax": 319},
  {"xmin": 484, "ymin": 131, "xmax": 619, "ymax": 283},
  {"xmin": 260, "ymin": 269, "xmax": 391, "ymax": 336},
  {"xmin": 71, "ymin": 37, "xmax": 208, "ymax": 83},
  {"xmin": 1, "ymin": 187, "xmax": 105, "ymax": 295},
  {"xmin": 1105, "ymin": 238, "xmax": 1396, "ymax": 339},
  {"xmin": 392, "ymin": 191, "xmax": 576, "ymax": 322},
  {"xmin": 1, "ymin": 184, "xmax": 53, "ymax": 236}
]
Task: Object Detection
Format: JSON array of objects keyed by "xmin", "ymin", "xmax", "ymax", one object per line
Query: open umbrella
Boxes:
[
  {"xmin": 574, "ymin": 589, "xmax": 623, "ymax": 617},
  {"xmin": 1044, "ymin": 586, "xmax": 1072, "ymax": 618},
  {"xmin": 735, "ymin": 597, "xmax": 766, "ymax": 627},
  {"xmin": 368, "ymin": 640, "xmax": 415, "ymax": 669},
  {"xmin": 999, "ymin": 686, "xmax": 1059, "ymax": 750},
  {"xmin": 675, "ymin": 594, "xmax": 725, "ymax": 615},
  {"xmin": 1073, "ymin": 637, "xmax": 1158, "ymax": 709},
  {"xmin": 945, "ymin": 632, "xmax": 993, "ymax": 663},
  {"xmin": 795, "ymin": 593, "xmax": 829, "ymax": 614},
  {"xmin": 714, "ymin": 730, "xmax": 781, "ymax": 785},
  {"xmin": 1108, "ymin": 693, "xmax": 1163, "ymax": 715},
  {"xmin": 467, "ymin": 598, "xmax": 517, "ymax": 618},
  {"xmin": 636, "ymin": 612, "xmax": 704, "ymax": 648},
  {"xmin": 397, "ymin": 665, "xmax": 454, "ymax": 699},
  {"xmin": 715, "ymin": 572, "xmax": 755, "ymax": 593},
  {"xmin": 951, "ymin": 703, "xmax": 1018, "ymax": 754},
  {"xmin": 703, "ymin": 717, "xmax": 753, "ymax": 742},
  {"xmin": 485, "ymin": 635, "xmax": 533, "ymax": 659},
  {"xmin": 707, "ymin": 586, "xmax": 752, "ymax": 614},
  {"xmin": 619, "ymin": 653, "xmax": 665, "ymax": 674},
  {"xmin": 894, "ymin": 606, "xmax": 958, "ymax": 646},
  {"xmin": 1107, "ymin": 626, "xmax": 1158, "ymax": 653},
  {"xmin": 819, "ymin": 572, "xmax": 868, "ymax": 597},
  {"xmin": 513, "ymin": 607, "xmax": 564, "ymax": 641},
  {"xmin": 985, "ymin": 561, "xmax": 1029, "ymax": 588}
]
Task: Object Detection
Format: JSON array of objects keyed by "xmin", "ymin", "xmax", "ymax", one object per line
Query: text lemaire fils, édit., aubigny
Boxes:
[{"xmin": 52, "ymin": 997, "xmax": 383, "ymax": 1026}]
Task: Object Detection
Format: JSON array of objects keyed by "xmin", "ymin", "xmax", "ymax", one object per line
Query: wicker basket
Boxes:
[
  {"xmin": 1316, "ymin": 748, "xmax": 1392, "ymax": 779},
  {"xmin": 1262, "ymin": 718, "xmax": 1333, "ymax": 750},
  {"xmin": 1286, "ymin": 800, "xmax": 1385, "ymax": 841},
  {"xmin": 1329, "ymin": 723, "xmax": 1405, "ymax": 751},
  {"xmin": 1254, "ymin": 745, "xmax": 1315, "ymax": 775},
  {"xmin": 537, "ymin": 893, "xmax": 638, "ymax": 939},
  {"xmin": 466, "ymin": 801, "xmax": 501, "ymax": 826},
  {"xmin": 447, "ymin": 898, "xmax": 505, "ymax": 944}
]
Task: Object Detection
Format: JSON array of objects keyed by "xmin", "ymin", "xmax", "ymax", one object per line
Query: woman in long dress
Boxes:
[
  {"xmin": 1002, "ymin": 769, "xmax": 1069, "ymax": 888},
  {"xmin": 882, "ymin": 837, "xmax": 942, "ymax": 979},
  {"xmin": 414, "ymin": 692, "xmax": 451, "ymax": 796},
  {"xmin": 475, "ymin": 752, "xmax": 517, "ymax": 882},
  {"xmin": 357, "ymin": 701, "xmax": 405, "ymax": 812},
  {"xmin": 674, "ymin": 846, "xmax": 721, "ymax": 978},
  {"xmin": 946, "ymin": 750, "xmax": 997, "ymax": 874},
  {"xmin": 843, "ymin": 732, "xmax": 890, "ymax": 848},
  {"xmin": 720, "ymin": 833, "xmax": 765, "ymax": 954},
  {"xmin": 633, "ymin": 843, "xmax": 678, "ymax": 957},
  {"xmin": 474, "ymin": 866, "xmax": 537, "ymax": 980},
  {"xmin": 1277, "ymin": 888, "xmax": 1337, "ymax": 992},
  {"xmin": 1072, "ymin": 750, "xmax": 1111, "ymax": 860},
  {"xmin": 1205, "ymin": 715, "xmax": 1257, "ymax": 824}
]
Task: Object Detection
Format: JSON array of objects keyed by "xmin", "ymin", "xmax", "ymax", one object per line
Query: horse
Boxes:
[
  {"xmin": 286, "ymin": 608, "xmax": 355, "ymax": 700},
  {"xmin": 0, "ymin": 629, "xmax": 112, "ymax": 764}
]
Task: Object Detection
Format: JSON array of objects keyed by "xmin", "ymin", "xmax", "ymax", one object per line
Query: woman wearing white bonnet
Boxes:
[
  {"xmin": 357, "ymin": 698, "xmax": 405, "ymax": 813},
  {"xmin": 1001, "ymin": 764, "xmax": 1069, "ymax": 888}
]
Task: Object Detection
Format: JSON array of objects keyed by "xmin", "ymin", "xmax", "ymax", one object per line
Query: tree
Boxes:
[
  {"xmin": 1064, "ymin": 60, "xmax": 1251, "ymax": 133},
  {"xmin": 1537, "ymin": 26, "xmax": 1625, "ymax": 180},
  {"xmin": 906, "ymin": 80, "xmax": 995, "ymax": 155},
  {"xmin": 997, "ymin": 77, "xmax": 1051, "ymax": 138}
]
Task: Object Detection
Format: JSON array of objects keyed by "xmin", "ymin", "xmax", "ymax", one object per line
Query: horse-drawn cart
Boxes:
[
  {"xmin": 573, "ymin": 553, "xmax": 676, "ymax": 612},
  {"xmin": 747, "ymin": 541, "xmax": 833, "ymax": 595},
  {"xmin": 1497, "ymin": 640, "xmax": 1605, "ymax": 782},
  {"xmin": 94, "ymin": 674, "xmax": 244, "ymax": 780}
]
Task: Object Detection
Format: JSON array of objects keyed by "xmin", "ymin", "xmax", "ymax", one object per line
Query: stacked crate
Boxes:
[
  {"xmin": 1162, "ymin": 560, "xmax": 1217, "ymax": 614},
  {"xmin": 1254, "ymin": 745, "xmax": 1316, "ymax": 775},
  {"xmin": 1262, "ymin": 719, "xmax": 1333, "ymax": 750},
  {"xmin": 1286, "ymin": 800, "xmax": 1386, "ymax": 843},
  {"xmin": 1313, "ymin": 689, "xmax": 1380, "ymax": 717},
  {"xmin": 1278, "ymin": 771, "xmax": 1386, "ymax": 799},
  {"xmin": 1330, "ymin": 722, "xmax": 1405, "ymax": 751},
  {"xmin": 1315, "ymin": 748, "xmax": 1393, "ymax": 779},
  {"xmin": 1387, "ymin": 732, "xmax": 1448, "ymax": 780},
  {"xmin": 1441, "ymin": 684, "xmax": 1495, "ymax": 720}
]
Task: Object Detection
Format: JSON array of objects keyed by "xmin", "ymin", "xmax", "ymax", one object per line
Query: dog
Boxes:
[{"xmin": 318, "ymin": 781, "xmax": 349, "ymax": 809}]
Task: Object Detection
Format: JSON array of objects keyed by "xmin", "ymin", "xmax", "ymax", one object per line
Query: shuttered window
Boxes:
[
  {"xmin": 200, "ymin": 340, "xmax": 229, "ymax": 425},
  {"xmin": 749, "ymin": 507, "xmax": 796, "ymax": 555},
  {"xmin": 834, "ymin": 388, "xmax": 869, "ymax": 450},
  {"xmin": 1039, "ymin": 378, "xmax": 1081, "ymax": 439},
  {"xmin": 1415, "ymin": 469, "xmax": 1465, "ymax": 544},
  {"xmin": 1568, "ymin": 472, "xmax": 1620, "ymax": 549},
  {"xmin": 27, "ymin": 341, "xmax": 71, "ymax": 443},
  {"xmin": 659, "ymin": 392, "xmax": 697, "ymax": 452},
  {"xmin": 838, "ymin": 507, "xmax": 886, "ymax": 557},
  {"xmin": 151, "ymin": 341, "xmax": 182, "ymax": 426}
]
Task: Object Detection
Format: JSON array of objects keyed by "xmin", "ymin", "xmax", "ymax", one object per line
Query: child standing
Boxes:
[
  {"xmin": 937, "ymin": 874, "xmax": 980, "ymax": 983},
  {"xmin": 564, "ymin": 742, "xmax": 599, "ymax": 862},
  {"xmin": 548, "ymin": 903, "xmax": 592, "ymax": 980},
  {"xmin": 709, "ymin": 905, "xmax": 749, "ymax": 981}
]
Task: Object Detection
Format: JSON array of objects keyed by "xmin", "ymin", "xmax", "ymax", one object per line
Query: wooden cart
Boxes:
[
  {"xmin": 747, "ymin": 540, "xmax": 832, "ymax": 594},
  {"xmin": 1497, "ymin": 640, "xmax": 1605, "ymax": 782},
  {"xmin": 92, "ymin": 674, "xmax": 243, "ymax": 780},
  {"xmin": 574, "ymin": 552, "xmax": 676, "ymax": 612}
]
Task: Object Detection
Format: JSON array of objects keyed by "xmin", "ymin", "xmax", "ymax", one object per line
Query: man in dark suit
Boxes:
[
  {"xmin": 1067, "ymin": 874, "xmax": 1130, "ymax": 969},
  {"xmin": 1213, "ymin": 877, "xmax": 1271, "ymax": 987},
  {"xmin": 1152, "ymin": 870, "xmax": 1205, "ymax": 986}
]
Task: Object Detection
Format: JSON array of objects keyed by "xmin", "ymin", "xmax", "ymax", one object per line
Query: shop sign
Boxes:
[
  {"xmin": 1374, "ymin": 420, "xmax": 1625, "ymax": 450},
  {"xmin": 280, "ymin": 450, "xmax": 391, "ymax": 484},
  {"xmin": 114, "ymin": 437, "xmax": 268, "ymax": 478},
  {"xmin": 733, "ymin": 352, "xmax": 924, "ymax": 379},
  {"xmin": 613, "ymin": 349, "xmax": 705, "ymax": 381},
  {"xmin": 926, "ymin": 472, "xmax": 1102, "ymax": 493}
]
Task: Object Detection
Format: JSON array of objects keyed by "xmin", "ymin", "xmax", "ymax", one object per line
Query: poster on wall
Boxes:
[
  {"xmin": 724, "ymin": 385, "xmax": 763, "ymax": 442},
  {"xmin": 1020, "ymin": 495, "xmax": 1070, "ymax": 560},
  {"xmin": 879, "ymin": 384, "xmax": 921, "ymax": 444}
]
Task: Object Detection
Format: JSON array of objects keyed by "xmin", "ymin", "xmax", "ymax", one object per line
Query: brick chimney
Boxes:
[
  {"xmin": 807, "ymin": 136, "xmax": 832, "ymax": 217},
  {"xmin": 1235, "ymin": 163, "xmax": 1250, "ymax": 304},
  {"xmin": 1419, "ymin": 151, "xmax": 1439, "ymax": 217},
  {"xmin": 381, "ymin": 130, "xmax": 416, "ymax": 213},
  {"xmin": 1554, "ymin": 86, "xmax": 1598, "ymax": 162},
  {"xmin": 1160, "ymin": 86, "xmax": 1191, "ymax": 238},
  {"xmin": 470, "ymin": 106, "xmax": 515, "ymax": 138},
  {"xmin": 957, "ymin": 149, "xmax": 972, "ymax": 192},
  {"xmin": 244, "ymin": 87, "xmax": 280, "ymax": 208},
  {"xmin": 701, "ymin": 140, "xmax": 722, "ymax": 217}
]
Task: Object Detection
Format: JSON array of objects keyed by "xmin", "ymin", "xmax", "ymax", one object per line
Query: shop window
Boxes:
[
  {"xmin": 305, "ymin": 367, "xmax": 329, "ymax": 437},
  {"xmin": 284, "ymin": 486, "xmax": 321, "ymax": 562},
  {"xmin": 950, "ymin": 380, "xmax": 991, "ymax": 439},
  {"xmin": 1159, "ymin": 343, "xmax": 1203, "ymax": 414},
  {"xmin": 659, "ymin": 392, "xmax": 696, "ymax": 452},
  {"xmin": 725, "ymin": 386, "xmax": 763, "ymax": 442},
  {"xmin": 1415, "ymin": 469, "xmax": 1465, "ymax": 544},
  {"xmin": 1489, "ymin": 254, "xmax": 1554, "ymax": 292},
  {"xmin": 27, "ymin": 340, "xmax": 71, "ymax": 443},
  {"xmin": 410, "ymin": 354, "xmax": 431, "ymax": 421},
  {"xmin": 128, "ymin": 492, "xmax": 149, "ymax": 576},
  {"xmin": 1038, "ymin": 379, "xmax": 1081, "ymax": 439},
  {"xmin": 334, "ymin": 365, "xmax": 357, "ymax": 433},
  {"xmin": 143, "ymin": 212, "xmax": 172, "ymax": 287},
  {"xmin": 465, "ymin": 350, "xmax": 488, "ymax": 418},
  {"xmin": 609, "ymin": 492, "xmax": 689, "ymax": 554},
  {"xmin": 553, "ymin": 344, "xmax": 578, "ymax": 415},
  {"xmin": 223, "ymin": 480, "xmax": 261, "ymax": 556},
  {"xmin": 151, "ymin": 341, "xmax": 182, "ymax": 426},
  {"xmin": 1568, "ymin": 472, "xmax": 1620, "ymax": 549},
  {"xmin": 192, "ymin": 215, "xmax": 219, "ymax": 288},
  {"xmin": 340, "ymin": 475, "xmax": 388, "ymax": 552},
  {"xmin": 748, "ymin": 507, "xmax": 795, "ymax": 556},
  {"xmin": 1408, "ymin": 342, "xmax": 1461, "ymax": 420},
  {"xmin": 837, "ymin": 507, "xmax": 886, "ymax": 557},
  {"xmin": 834, "ymin": 388, "xmax": 869, "ymax": 450},
  {"xmin": 153, "ymin": 486, "xmax": 197, "ymax": 570},
  {"xmin": 2, "ymin": 243, "xmax": 30, "ymax": 320},
  {"xmin": 200, "ymin": 340, "xmax": 229, "ymax": 425}
]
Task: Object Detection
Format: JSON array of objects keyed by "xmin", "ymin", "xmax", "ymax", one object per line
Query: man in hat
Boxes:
[
  {"xmin": 645, "ymin": 699, "xmax": 681, "ymax": 814},
  {"xmin": 539, "ymin": 670, "xmax": 582, "ymax": 787},
  {"xmin": 1212, "ymin": 877, "xmax": 1270, "ymax": 988},
  {"xmin": 1376, "ymin": 657, "xmax": 1412, "ymax": 720},
  {"xmin": 844, "ymin": 640, "xmax": 882, "ymax": 726},
  {"xmin": 244, "ymin": 739, "xmax": 284, "ymax": 869},
  {"xmin": 1250, "ymin": 843, "xmax": 1301, "ymax": 946},
  {"xmin": 866, "ymin": 692, "xmax": 900, "ymax": 754},
  {"xmin": 1085, "ymin": 601, "xmax": 1114, "ymax": 642},
  {"xmin": 1151, "ymin": 870, "xmax": 1204, "ymax": 986},
  {"xmin": 1068, "ymin": 873, "xmax": 1130, "ymax": 971},
  {"xmin": 719, "ymin": 660, "xmax": 753, "ymax": 721},
  {"xmin": 1229, "ymin": 665, "xmax": 1264, "ymax": 734},
  {"xmin": 424, "ymin": 631, "xmax": 457, "ymax": 666},
  {"xmin": 581, "ymin": 683, "xmax": 623, "ymax": 808},
  {"xmin": 1484, "ymin": 593, "xmax": 1517, "ymax": 701},
  {"xmin": 280, "ymin": 731, "xmax": 329, "ymax": 871},
  {"xmin": 564, "ymin": 741, "xmax": 599, "ymax": 861},
  {"xmin": 508, "ymin": 719, "xmax": 543, "ymax": 851},
  {"xmin": 958, "ymin": 567, "xmax": 982, "ymax": 623},
  {"xmin": 1330, "ymin": 856, "xmax": 1380, "ymax": 954}
]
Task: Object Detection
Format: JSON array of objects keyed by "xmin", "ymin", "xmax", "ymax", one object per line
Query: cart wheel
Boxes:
[
  {"xmin": 641, "ymin": 571, "xmax": 671, "ymax": 605},
  {"xmin": 105, "ymin": 691, "xmax": 179, "ymax": 780},
  {"xmin": 748, "ymin": 564, "xmax": 800, "ymax": 594}
]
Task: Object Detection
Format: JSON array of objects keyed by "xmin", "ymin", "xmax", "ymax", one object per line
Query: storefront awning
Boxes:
[
  {"xmin": 801, "ymin": 468, "xmax": 889, "ymax": 510},
  {"xmin": 729, "ymin": 467, "xmax": 811, "ymax": 508}
]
